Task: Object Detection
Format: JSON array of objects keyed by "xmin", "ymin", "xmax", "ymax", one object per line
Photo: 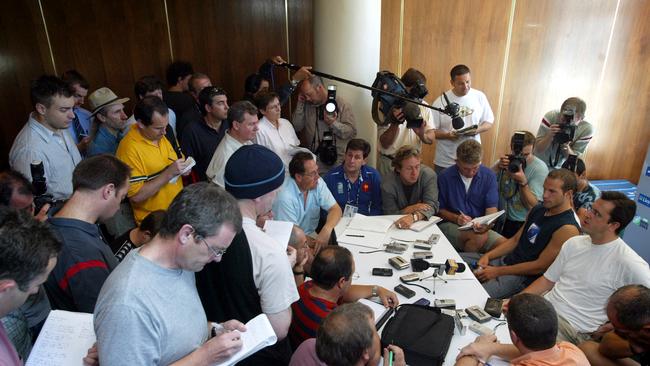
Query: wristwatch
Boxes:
[
  {"xmin": 412, "ymin": 212, "xmax": 419, "ymax": 222},
  {"xmin": 371, "ymin": 286, "xmax": 378, "ymax": 297}
]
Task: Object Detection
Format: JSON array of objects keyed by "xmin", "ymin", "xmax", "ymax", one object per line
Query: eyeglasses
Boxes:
[
  {"xmin": 197, "ymin": 236, "xmax": 227, "ymax": 258},
  {"xmin": 301, "ymin": 170, "xmax": 319, "ymax": 178}
]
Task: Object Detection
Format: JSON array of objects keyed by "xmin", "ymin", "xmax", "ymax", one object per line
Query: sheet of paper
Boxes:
[
  {"xmin": 410, "ymin": 216, "xmax": 442, "ymax": 232},
  {"xmin": 347, "ymin": 213, "xmax": 396, "ymax": 233},
  {"xmin": 338, "ymin": 229, "xmax": 387, "ymax": 249},
  {"xmin": 169, "ymin": 156, "xmax": 196, "ymax": 184},
  {"xmin": 358, "ymin": 298, "xmax": 390, "ymax": 324},
  {"xmin": 26, "ymin": 310, "xmax": 95, "ymax": 366},
  {"xmin": 215, "ymin": 314, "xmax": 277, "ymax": 366},
  {"xmin": 263, "ymin": 220, "xmax": 294, "ymax": 249},
  {"xmin": 459, "ymin": 210, "xmax": 505, "ymax": 230}
]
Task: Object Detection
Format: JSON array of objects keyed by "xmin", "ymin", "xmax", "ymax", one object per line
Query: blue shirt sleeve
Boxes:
[
  {"xmin": 316, "ymin": 178, "xmax": 337, "ymax": 211},
  {"xmin": 370, "ymin": 172, "xmax": 383, "ymax": 215},
  {"xmin": 484, "ymin": 169, "xmax": 499, "ymax": 210}
]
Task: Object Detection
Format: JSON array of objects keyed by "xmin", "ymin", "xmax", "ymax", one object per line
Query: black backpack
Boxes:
[{"xmin": 381, "ymin": 304, "xmax": 454, "ymax": 366}]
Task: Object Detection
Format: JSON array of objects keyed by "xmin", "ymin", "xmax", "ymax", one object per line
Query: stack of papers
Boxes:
[
  {"xmin": 26, "ymin": 310, "xmax": 95, "ymax": 366},
  {"xmin": 459, "ymin": 210, "xmax": 505, "ymax": 231},
  {"xmin": 262, "ymin": 220, "xmax": 294, "ymax": 249},
  {"xmin": 215, "ymin": 314, "xmax": 277, "ymax": 366},
  {"xmin": 410, "ymin": 216, "xmax": 442, "ymax": 232}
]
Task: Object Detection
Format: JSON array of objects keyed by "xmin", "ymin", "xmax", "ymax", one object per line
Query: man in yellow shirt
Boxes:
[{"xmin": 116, "ymin": 96, "xmax": 192, "ymax": 223}]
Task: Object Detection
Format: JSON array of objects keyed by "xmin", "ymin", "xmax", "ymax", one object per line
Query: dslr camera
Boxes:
[
  {"xmin": 30, "ymin": 160, "xmax": 57, "ymax": 214},
  {"xmin": 554, "ymin": 106, "xmax": 577, "ymax": 144},
  {"xmin": 317, "ymin": 131, "xmax": 338, "ymax": 166},
  {"xmin": 507, "ymin": 132, "xmax": 527, "ymax": 173}
]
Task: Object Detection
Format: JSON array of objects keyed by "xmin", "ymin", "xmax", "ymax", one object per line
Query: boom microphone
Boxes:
[{"xmin": 442, "ymin": 93, "xmax": 466, "ymax": 130}]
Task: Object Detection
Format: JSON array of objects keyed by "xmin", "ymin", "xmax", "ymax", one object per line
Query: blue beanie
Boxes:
[{"xmin": 224, "ymin": 145, "xmax": 285, "ymax": 199}]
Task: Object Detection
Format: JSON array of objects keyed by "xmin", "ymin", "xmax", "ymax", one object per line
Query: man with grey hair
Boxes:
[
  {"xmin": 94, "ymin": 182, "xmax": 245, "ymax": 365},
  {"xmin": 206, "ymin": 101, "xmax": 259, "ymax": 187},
  {"xmin": 292, "ymin": 75, "xmax": 357, "ymax": 173}
]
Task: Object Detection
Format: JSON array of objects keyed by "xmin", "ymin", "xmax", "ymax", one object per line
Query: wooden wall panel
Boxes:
[
  {"xmin": 167, "ymin": 0, "xmax": 292, "ymax": 103},
  {"xmin": 379, "ymin": 0, "xmax": 401, "ymax": 73},
  {"xmin": 384, "ymin": 0, "xmax": 512, "ymax": 167},
  {"xmin": 497, "ymin": 0, "xmax": 616, "ymax": 167},
  {"xmin": 0, "ymin": 1, "xmax": 53, "ymax": 169},
  {"xmin": 586, "ymin": 0, "xmax": 650, "ymax": 182},
  {"xmin": 41, "ymin": 0, "xmax": 171, "ymax": 109}
]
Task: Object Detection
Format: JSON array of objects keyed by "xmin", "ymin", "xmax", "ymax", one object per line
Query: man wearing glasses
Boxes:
[
  {"xmin": 274, "ymin": 151, "xmax": 342, "ymax": 249},
  {"xmin": 94, "ymin": 182, "xmax": 246, "ymax": 365},
  {"xmin": 197, "ymin": 145, "xmax": 299, "ymax": 365}
]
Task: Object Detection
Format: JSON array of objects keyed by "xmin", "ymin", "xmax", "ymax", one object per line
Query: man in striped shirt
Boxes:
[
  {"xmin": 44, "ymin": 155, "xmax": 130, "ymax": 313},
  {"xmin": 534, "ymin": 97, "xmax": 594, "ymax": 170},
  {"xmin": 289, "ymin": 246, "xmax": 398, "ymax": 349}
]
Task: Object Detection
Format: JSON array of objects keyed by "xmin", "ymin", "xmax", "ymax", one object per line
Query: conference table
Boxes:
[{"xmin": 334, "ymin": 215, "xmax": 511, "ymax": 365}]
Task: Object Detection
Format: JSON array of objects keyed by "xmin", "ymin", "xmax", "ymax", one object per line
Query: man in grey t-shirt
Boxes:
[{"xmin": 94, "ymin": 183, "xmax": 245, "ymax": 365}]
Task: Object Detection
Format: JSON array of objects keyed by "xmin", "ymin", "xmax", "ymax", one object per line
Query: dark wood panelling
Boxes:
[
  {"xmin": 41, "ymin": 0, "xmax": 171, "ymax": 108},
  {"xmin": 585, "ymin": 0, "xmax": 650, "ymax": 183},
  {"xmin": 167, "ymin": 0, "xmax": 293, "ymax": 103},
  {"xmin": 497, "ymin": 0, "xmax": 616, "ymax": 172},
  {"xmin": 0, "ymin": 1, "xmax": 53, "ymax": 169}
]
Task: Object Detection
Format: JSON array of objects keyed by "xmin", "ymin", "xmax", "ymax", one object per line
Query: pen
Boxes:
[
  {"xmin": 346, "ymin": 234, "xmax": 365, "ymax": 238},
  {"xmin": 168, "ymin": 157, "xmax": 176, "ymax": 162},
  {"xmin": 388, "ymin": 350, "xmax": 394, "ymax": 366}
]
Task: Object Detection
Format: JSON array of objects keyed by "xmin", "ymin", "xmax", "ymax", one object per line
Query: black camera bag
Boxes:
[{"xmin": 380, "ymin": 304, "xmax": 454, "ymax": 366}]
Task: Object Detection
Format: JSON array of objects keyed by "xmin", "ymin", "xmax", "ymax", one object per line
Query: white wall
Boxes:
[{"xmin": 313, "ymin": 0, "xmax": 381, "ymax": 167}]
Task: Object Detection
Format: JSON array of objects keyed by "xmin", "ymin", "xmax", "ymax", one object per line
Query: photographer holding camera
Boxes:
[
  {"xmin": 292, "ymin": 75, "xmax": 357, "ymax": 174},
  {"xmin": 493, "ymin": 131, "xmax": 549, "ymax": 238},
  {"xmin": 534, "ymin": 97, "xmax": 594, "ymax": 170},
  {"xmin": 377, "ymin": 68, "xmax": 435, "ymax": 177}
]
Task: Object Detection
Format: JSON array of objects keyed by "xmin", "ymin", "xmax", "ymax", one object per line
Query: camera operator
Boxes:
[
  {"xmin": 534, "ymin": 97, "xmax": 594, "ymax": 170},
  {"xmin": 292, "ymin": 75, "xmax": 357, "ymax": 174},
  {"xmin": 377, "ymin": 68, "xmax": 435, "ymax": 177},
  {"xmin": 493, "ymin": 131, "xmax": 549, "ymax": 238}
]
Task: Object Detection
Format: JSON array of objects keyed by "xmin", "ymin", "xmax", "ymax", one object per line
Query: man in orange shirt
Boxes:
[{"xmin": 456, "ymin": 293, "xmax": 589, "ymax": 366}]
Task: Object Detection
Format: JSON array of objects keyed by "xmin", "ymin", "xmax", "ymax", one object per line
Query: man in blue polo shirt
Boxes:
[
  {"xmin": 324, "ymin": 138, "xmax": 382, "ymax": 216},
  {"xmin": 274, "ymin": 152, "xmax": 342, "ymax": 249},
  {"xmin": 44, "ymin": 155, "xmax": 131, "ymax": 313},
  {"xmin": 438, "ymin": 140, "xmax": 503, "ymax": 252}
]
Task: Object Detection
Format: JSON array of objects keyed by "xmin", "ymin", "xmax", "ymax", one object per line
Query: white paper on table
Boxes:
[
  {"xmin": 214, "ymin": 314, "xmax": 277, "ymax": 366},
  {"xmin": 338, "ymin": 229, "xmax": 387, "ymax": 249},
  {"xmin": 26, "ymin": 310, "xmax": 95, "ymax": 366},
  {"xmin": 263, "ymin": 220, "xmax": 294, "ymax": 249},
  {"xmin": 409, "ymin": 216, "xmax": 443, "ymax": 232},
  {"xmin": 347, "ymin": 213, "xmax": 396, "ymax": 233}
]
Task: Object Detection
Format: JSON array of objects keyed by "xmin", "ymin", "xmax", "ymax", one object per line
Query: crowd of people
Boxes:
[{"xmin": 1, "ymin": 57, "xmax": 648, "ymax": 366}]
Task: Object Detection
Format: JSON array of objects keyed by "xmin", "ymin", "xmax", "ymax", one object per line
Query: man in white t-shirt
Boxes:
[
  {"xmin": 520, "ymin": 191, "xmax": 650, "ymax": 344},
  {"xmin": 206, "ymin": 101, "xmax": 258, "ymax": 186},
  {"xmin": 377, "ymin": 68, "xmax": 436, "ymax": 177},
  {"xmin": 431, "ymin": 64, "xmax": 494, "ymax": 174}
]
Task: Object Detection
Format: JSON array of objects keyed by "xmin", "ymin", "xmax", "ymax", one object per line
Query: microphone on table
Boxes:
[{"xmin": 411, "ymin": 258, "xmax": 466, "ymax": 274}]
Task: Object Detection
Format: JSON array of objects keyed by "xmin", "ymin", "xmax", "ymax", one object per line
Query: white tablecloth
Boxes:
[{"xmin": 335, "ymin": 216, "xmax": 511, "ymax": 365}]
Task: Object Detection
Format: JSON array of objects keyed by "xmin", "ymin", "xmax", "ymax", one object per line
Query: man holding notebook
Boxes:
[{"xmin": 94, "ymin": 183, "xmax": 246, "ymax": 365}]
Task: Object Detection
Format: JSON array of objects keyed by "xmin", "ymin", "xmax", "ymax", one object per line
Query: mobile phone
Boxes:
[
  {"xmin": 372, "ymin": 268, "xmax": 393, "ymax": 277},
  {"xmin": 399, "ymin": 273, "xmax": 420, "ymax": 283},
  {"xmin": 385, "ymin": 242, "xmax": 408, "ymax": 254},
  {"xmin": 388, "ymin": 256, "xmax": 410, "ymax": 270},
  {"xmin": 413, "ymin": 297, "xmax": 430, "ymax": 306},
  {"xmin": 394, "ymin": 284, "xmax": 416, "ymax": 298},
  {"xmin": 466, "ymin": 305, "xmax": 492, "ymax": 323},
  {"xmin": 412, "ymin": 251, "xmax": 433, "ymax": 259},
  {"xmin": 484, "ymin": 298, "xmax": 503, "ymax": 318}
]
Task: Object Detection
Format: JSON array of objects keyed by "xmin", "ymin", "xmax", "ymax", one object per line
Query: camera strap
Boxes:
[{"xmin": 549, "ymin": 143, "xmax": 562, "ymax": 168}]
